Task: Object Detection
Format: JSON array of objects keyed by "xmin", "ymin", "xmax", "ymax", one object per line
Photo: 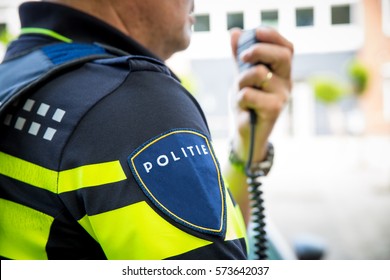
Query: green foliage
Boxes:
[
  {"xmin": 0, "ymin": 28, "xmax": 13, "ymax": 46},
  {"xmin": 347, "ymin": 60, "xmax": 369, "ymax": 95},
  {"xmin": 309, "ymin": 59, "xmax": 369, "ymax": 105},
  {"xmin": 311, "ymin": 77, "xmax": 347, "ymax": 104}
]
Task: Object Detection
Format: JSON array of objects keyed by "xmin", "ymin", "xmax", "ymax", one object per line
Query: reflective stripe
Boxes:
[
  {"xmin": 78, "ymin": 215, "xmax": 98, "ymax": 242},
  {"xmin": 225, "ymin": 190, "xmax": 247, "ymax": 242},
  {"xmin": 0, "ymin": 151, "xmax": 57, "ymax": 193},
  {"xmin": 86, "ymin": 201, "xmax": 212, "ymax": 260},
  {"xmin": 0, "ymin": 152, "xmax": 127, "ymax": 193},
  {"xmin": 223, "ymin": 181, "xmax": 248, "ymax": 252},
  {"xmin": 0, "ymin": 198, "xmax": 53, "ymax": 260},
  {"xmin": 58, "ymin": 161, "xmax": 127, "ymax": 193},
  {"xmin": 20, "ymin": 28, "xmax": 73, "ymax": 43}
]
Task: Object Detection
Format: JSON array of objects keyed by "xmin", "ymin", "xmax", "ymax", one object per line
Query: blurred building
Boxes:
[
  {"xmin": 359, "ymin": 0, "xmax": 390, "ymax": 133},
  {"xmin": 0, "ymin": 0, "xmax": 24, "ymax": 55},
  {"xmin": 173, "ymin": 0, "xmax": 390, "ymax": 137},
  {"xmin": 1, "ymin": 0, "xmax": 390, "ymax": 136},
  {"xmin": 0, "ymin": 0, "xmax": 23, "ymax": 34}
]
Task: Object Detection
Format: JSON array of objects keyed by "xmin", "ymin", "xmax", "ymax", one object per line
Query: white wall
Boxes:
[{"xmin": 0, "ymin": 0, "xmax": 24, "ymax": 34}]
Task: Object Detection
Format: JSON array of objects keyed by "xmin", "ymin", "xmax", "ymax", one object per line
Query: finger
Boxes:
[
  {"xmin": 240, "ymin": 43, "xmax": 293, "ymax": 79},
  {"xmin": 237, "ymin": 87, "xmax": 287, "ymax": 121},
  {"xmin": 230, "ymin": 28, "xmax": 243, "ymax": 60},
  {"xmin": 255, "ymin": 27, "xmax": 294, "ymax": 54},
  {"xmin": 238, "ymin": 64, "xmax": 290, "ymax": 94}
]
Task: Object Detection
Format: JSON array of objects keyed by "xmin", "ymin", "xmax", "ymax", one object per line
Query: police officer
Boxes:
[{"xmin": 0, "ymin": 0, "xmax": 293, "ymax": 259}]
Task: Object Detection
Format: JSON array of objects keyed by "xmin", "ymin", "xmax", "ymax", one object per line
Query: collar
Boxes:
[{"xmin": 16, "ymin": 1, "xmax": 159, "ymax": 60}]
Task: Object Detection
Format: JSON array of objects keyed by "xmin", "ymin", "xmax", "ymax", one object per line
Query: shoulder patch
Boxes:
[{"xmin": 128, "ymin": 129, "xmax": 226, "ymax": 236}]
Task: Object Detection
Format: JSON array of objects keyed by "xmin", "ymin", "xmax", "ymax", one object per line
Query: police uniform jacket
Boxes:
[{"xmin": 0, "ymin": 1, "xmax": 247, "ymax": 260}]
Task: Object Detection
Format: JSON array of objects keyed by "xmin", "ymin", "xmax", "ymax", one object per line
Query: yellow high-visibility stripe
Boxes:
[
  {"xmin": 1, "ymin": 151, "xmax": 247, "ymax": 259},
  {"xmin": 58, "ymin": 161, "xmax": 127, "ymax": 193},
  {"xmin": 0, "ymin": 198, "xmax": 53, "ymax": 260},
  {"xmin": 20, "ymin": 27, "xmax": 73, "ymax": 43},
  {"xmin": 84, "ymin": 201, "xmax": 212, "ymax": 260},
  {"xmin": 78, "ymin": 215, "xmax": 98, "ymax": 242},
  {"xmin": 0, "ymin": 151, "xmax": 58, "ymax": 193},
  {"xmin": 224, "ymin": 190, "xmax": 247, "ymax": 242},
  {"xmin": 0, "ymin": 152, "xmax": 127, "ymax": 193},
  {"xmin": 223, "ymin": 181, "xmax": 248, "ymax": 252}
]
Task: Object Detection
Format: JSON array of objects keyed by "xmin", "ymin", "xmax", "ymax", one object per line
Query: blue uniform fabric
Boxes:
[
  {"xmin": 0, "ymin": 1, "xmax": 247, "ymax": 260},
  {"xmin": 0, "ymin": 43, "xmax": 111, "ymax": 111}
]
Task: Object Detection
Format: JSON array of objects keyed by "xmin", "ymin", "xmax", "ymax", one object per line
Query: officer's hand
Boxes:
[{"xmin": 230, "ymin": 27, "xmax": 294, "ymax": 163}]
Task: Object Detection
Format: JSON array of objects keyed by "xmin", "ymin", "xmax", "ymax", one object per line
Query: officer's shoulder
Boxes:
[
  {"xmin": 55, "ymin": 55, "xmax": 178, "ymax": 100},
  {"xmin": 92, "ymin": 55, "xmax": 173, "ymax": 78}
]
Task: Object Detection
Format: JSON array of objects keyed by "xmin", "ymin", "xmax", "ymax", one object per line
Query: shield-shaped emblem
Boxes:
[{"xmin": 128, "ymin": 129, "xmax": 226, "ymax": 236}]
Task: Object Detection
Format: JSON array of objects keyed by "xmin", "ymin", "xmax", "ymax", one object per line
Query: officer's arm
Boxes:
[
  {"xmin": 60, "ymin": 63, "xmax": 247, "ymax": 259},
  {"xmin": 223, "ymin": 27, "xmax": 294, "ymax": 225}
]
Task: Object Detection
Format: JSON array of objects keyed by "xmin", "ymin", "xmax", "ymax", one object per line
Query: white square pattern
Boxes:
[{"xmin": 2, "ymin": 99, "xmax": 66, "ymax": 142}]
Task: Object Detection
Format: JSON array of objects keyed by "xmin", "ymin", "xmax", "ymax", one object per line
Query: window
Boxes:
[
  {"xmin": 383, "ymin": 63, "xmax": 390, "ymax": 122},
  {"xmin": 261, "ymin": 10, "xmax": 278, "ymax": 28},
  {"xmin": 194, "ymin": 14, "xmax": 210, "ymax": 32},
  {"xmin": 382, "ymin": 0, "xmax": 390, "ymax": 36},
  {"xmin": 227, "ymin": 12, "xmax": 244, "ymax": 30},
  {"xmin": 296, "ymin": 8, "xmax": 314, "ymax": 27},
  {"xmin": 331, "ymin": 5, "xmax": 351, "ymax": 25}
]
